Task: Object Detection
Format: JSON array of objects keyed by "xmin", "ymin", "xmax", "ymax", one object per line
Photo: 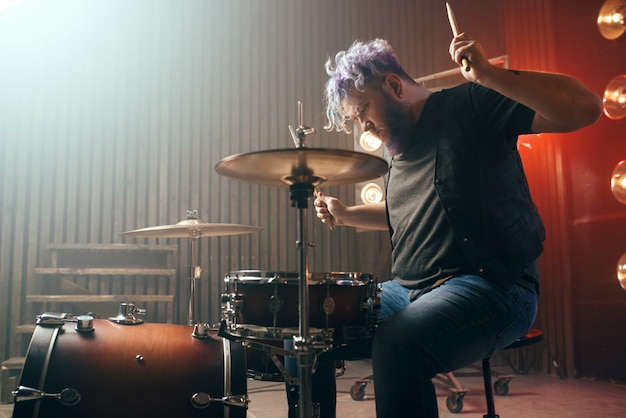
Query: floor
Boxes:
[{"xmin": 3, "ymin": 358, "xmax": 626, "ymax": 418}]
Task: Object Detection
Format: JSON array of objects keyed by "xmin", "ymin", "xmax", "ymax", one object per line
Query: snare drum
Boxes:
[
  {"xmin": 12, "ymin": 318, "xmax": 247, "ymax": 418},
  {"xmin": 221, "ymin": 270, "xmax": 380, "ymax": 342}
]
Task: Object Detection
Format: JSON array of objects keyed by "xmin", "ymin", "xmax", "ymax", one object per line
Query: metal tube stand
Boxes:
[{"xmin": 290, "ymin": 183, "xmax": 317, "ymax": 418}]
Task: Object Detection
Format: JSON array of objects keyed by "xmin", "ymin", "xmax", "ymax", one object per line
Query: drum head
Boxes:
[{"xmin": 310, "ymin": 272, "xmax": 374, "ymax": 285}]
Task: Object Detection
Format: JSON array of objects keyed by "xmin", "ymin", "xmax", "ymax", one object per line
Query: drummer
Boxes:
[{"xmin": 300, "ymin": 34, "xmax": 601, "ymax": 418}]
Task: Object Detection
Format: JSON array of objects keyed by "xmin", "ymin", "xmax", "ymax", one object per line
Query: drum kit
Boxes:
[{"xmin": 11, "ymin": 103, "xmax": 388, "ymax": 418}]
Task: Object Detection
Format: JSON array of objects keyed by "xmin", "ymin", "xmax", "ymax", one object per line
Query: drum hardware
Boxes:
[
  {"xmin": 222, "ymin": 323, "xmax": 334, "ymax": 347},
  {"xmin": 36, "ymin": 312, "xmax": 73, "ymax": 326},
  {"xmin": 220, "ymin": 291, "xmax": 244, "ymax": 329},
  {"xmin": 121, "ymin": 210, "xmax": 262, "ymax": 326},
  {"xmin": 241, "ymin": 339, "xmax": 293, "ymax": 382},
  {"xmin": 190, "ymin": 392, "xmax": 249, "ymax": 410},
  {"xmin": 192, "ymin": 322, "xmax": 214, "ymax": 339},
  {"xmin": 74, "ymin": 315, "xmax": 94, "ymax": 332},
  {"xmin": 36, "ymin": 312, "xmax": 95, "ymax": 333},
  {"xmin": 108, "ymin": 302, "xmax": 145, "ymax": 325},
  {"xmin": 12, "ymin": 386, "xmax": 81, "ymax": 407},
  {"xmin": 215, "ymin": 102, "xmax": 388, "ymax": 418}
]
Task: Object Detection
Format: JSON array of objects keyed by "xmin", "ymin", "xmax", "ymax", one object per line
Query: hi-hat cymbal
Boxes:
[
  {"xmin": 215, "ymin": 148, "xmax": 388, "ymax": 187},
  {"xmin": 121, "ymin": 218, "xmax": 262, "ymax": 239}
]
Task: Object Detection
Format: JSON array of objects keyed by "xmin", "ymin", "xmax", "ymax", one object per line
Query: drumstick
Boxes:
[
  {"xmin": 445, "ymin": 2, "xmax": 470, "ymax": 72},
  {"xmin": 314, "ymin": 188, "xmax": 335, "ymax": 230}
]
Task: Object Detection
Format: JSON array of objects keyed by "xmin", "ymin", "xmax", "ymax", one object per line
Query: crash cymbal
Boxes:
[
  {"xmin": 121, "ymin": 218, "xmax": 262, "ymax": 238},
  {"xmin": 215, "ymin": 148, "xmax": 388, "ymax": 187},
  {"xmin": 597, "ymin": 0, "xmax": 626, "ymax": 40}
]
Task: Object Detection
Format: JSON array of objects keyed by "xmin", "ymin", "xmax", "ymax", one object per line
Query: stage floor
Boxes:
[{"xmin": 3, "ymin": 359, "xmax": 626, "ymax": 418}]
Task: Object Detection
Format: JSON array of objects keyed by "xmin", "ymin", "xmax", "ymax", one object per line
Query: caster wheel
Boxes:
[
  {"xmin": 446, "ymin": 394, "xmax": 463, "ymax": 413},
  {"xmin": 494, "ymin": 380, "xmax": 510, "ymax": 396},
  {"xmin": 350, "ymin": 383, "xmax": 366, "ymax": 401}
]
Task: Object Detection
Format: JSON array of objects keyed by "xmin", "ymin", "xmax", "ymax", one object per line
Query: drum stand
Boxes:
[
  {"xmin": 214, "ymin": 101, "xmax": 388, "ymax": 418},
  {"xmin": 185, "ymin": 210, "xmax": 203, "ymax": 325},
  {"xmin": 290, "ymin": 181, "xmax": 326, "ymax": 418},
  {"xmin": 289, "ymin": 106, "xmax": 331, "ymax": 418},
  {"xmin": 120, "ymin": 213, "xmax": 261, "ymax": 327}
]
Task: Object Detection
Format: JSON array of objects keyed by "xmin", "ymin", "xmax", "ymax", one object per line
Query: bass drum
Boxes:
[{"xmin": 12, "ymin": 319, "xmax": 247, "ymax": 418}]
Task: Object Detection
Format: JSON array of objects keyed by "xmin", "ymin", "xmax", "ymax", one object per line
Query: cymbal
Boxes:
[
  {"xmin": 215, "ymin": 148, "xmax": 388, "ymax": 187},
  {"xmin": 121, "ymin": 218, "xmax": 262, "ymax": 239}
]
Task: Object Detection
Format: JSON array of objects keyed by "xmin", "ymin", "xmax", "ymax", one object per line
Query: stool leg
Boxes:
[{"xmin": 482, "ymin": 357, "xmax": 499, "ymax": 418}]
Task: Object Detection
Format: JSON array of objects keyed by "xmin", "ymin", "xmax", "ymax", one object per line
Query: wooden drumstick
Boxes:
[{"xmin": 446, "ymin": 2, "xmax": 470, "ymax": 72}]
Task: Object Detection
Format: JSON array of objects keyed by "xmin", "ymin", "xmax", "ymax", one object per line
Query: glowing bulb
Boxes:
[
  {"xmin": 359, "ymin": 131, "xmax": 382, "ymax": 152},
  {"xmin": 610, "ymin": 12, "xmax": 624, "ymax": 24},
  {"xmin": 360, "ymin": 182, "xmax": 384, "ymax": 205},
  {"xmin": 617, "ymin": 253, "xmax": 626, "ymax": 291},
  {"xmin": 611, "ymin": 160, "xmax": 626, "ymax": 204}
]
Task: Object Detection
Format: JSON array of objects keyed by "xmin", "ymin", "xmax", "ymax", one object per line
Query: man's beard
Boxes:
[{"xmin": 380, "ymin": 91, "xmax": 412, "ymax": 156}]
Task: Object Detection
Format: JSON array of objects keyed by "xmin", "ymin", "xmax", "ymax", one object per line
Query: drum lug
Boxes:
[
  {"xmin": 12, "ymin": 385, "xmax": 81, "ymax": 407},
  {"xmin": 361, "ymin": 296, "xmax": 381, "ymax": 314}
]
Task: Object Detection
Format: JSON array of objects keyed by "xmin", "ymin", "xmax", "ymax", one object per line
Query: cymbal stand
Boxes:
[
  {"xmin": 288, "ymin": 102, "xmax": 324, "ymax": 418},
  {"xmin": 185, "ymin": 210, "xmax": 203, "ymax": 325}
]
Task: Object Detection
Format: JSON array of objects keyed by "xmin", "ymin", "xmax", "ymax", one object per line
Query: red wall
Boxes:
[
  {"xmin": 503, "ymin": 0, "xmax": 626, "ymax": 381},
  {"xmin": 558, "ymin": 0, "xmax": 626, "ymax": 382}
]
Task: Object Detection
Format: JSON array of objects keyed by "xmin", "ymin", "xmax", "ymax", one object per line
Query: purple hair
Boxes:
[{"xmin": 324, "ymin": 38, "xmax": 406, "ymax": 133}]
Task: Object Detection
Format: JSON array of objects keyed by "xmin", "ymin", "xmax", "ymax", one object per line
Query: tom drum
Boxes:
[{"xmin": 221, "ymin": 270, "xmax": 380, "ymax": 343}]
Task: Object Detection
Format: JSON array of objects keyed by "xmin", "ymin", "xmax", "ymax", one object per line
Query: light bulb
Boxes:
[
  {"xmin": 611, "ymin": 160, "xmax": 626, "ymax": 204},
  {"xmin": 359, "ymin": 131, "xmax": 382, "ymax": 153},
  {"xmin": 360, "ymin": 182, "xmax": 384, "ymax": 205},
  {"xmin": 617, "ymin": 253, "xmax": 626, "ymax": 291}
]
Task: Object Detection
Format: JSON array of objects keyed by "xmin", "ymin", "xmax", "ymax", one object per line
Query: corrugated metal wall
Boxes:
[
  {"xmin": 2, "ymin": 0, "xmax": 507, "ymax": 359},
  {"xmin": 2, "ymin": 0, "xmax": 594, "ymax": 382}
]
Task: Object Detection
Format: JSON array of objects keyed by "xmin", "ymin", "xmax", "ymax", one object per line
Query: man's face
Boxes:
[{"xmin": 342, "ymin": 81, "xmax": 411, "ymax": 155}]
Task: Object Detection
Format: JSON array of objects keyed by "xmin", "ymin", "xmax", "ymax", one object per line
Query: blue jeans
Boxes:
[
  {"xmin": 373, "ymin": 275, "xmax": 537, "ymax": 418},
  {"xmin": 284, "ymin": 275, "xmax": 537, "ymax": 418}
]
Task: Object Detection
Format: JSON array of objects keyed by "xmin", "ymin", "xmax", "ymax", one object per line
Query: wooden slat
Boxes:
[
  {"xmin": 14, "ymin": 325, "xmax": 35, "ymax": 334},
  {"xmin": 26, "ymin": 295, "xmax": 174, "ymax": 303},
  {"xmin": 46, "ymin": 243, "xmax": 178, "ymax": 252},
  {"xmin": 34, "ymin": 268, "xmax": 176, "ymax": 276}
]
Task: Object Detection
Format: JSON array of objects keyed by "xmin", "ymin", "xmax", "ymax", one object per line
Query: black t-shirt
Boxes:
[{"xmin": 386, "ymin": 83, "xmax": 538, "ymax": 291}]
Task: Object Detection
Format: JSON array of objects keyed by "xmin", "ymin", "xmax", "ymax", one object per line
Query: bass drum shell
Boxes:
[{"xmin": 12, "ymin": 320, "xmax": 247, "ymax": 418}]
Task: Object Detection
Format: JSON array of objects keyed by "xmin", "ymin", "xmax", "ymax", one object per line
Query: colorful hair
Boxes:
[{"xmin": 324, "ymin": 38, "xmax": 406, "ymax": 133}]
